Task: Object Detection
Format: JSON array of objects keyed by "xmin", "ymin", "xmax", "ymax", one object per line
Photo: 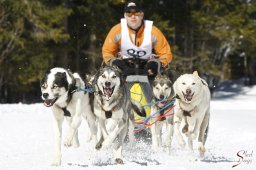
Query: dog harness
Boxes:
[
  {"xmin": 153, "ymin": 96, "xmax": 175, "ymax": 121},
  {"xmin": 62, "ymin": 107, "xmax": 71, "ymax": 117},
  {"xmin": 105, "ymin": 111, "xmax": 112, "ymax": 119}
]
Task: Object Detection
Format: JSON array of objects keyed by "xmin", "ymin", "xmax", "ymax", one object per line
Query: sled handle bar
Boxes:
[{"xmin": 108, "ymin": 55, "xmax": 162, "ymax": 75}]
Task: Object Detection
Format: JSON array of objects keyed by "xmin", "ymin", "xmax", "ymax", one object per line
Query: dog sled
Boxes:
[{"xmin": 110, "ymin": 51, "xmax": 163, "ymax": 139}]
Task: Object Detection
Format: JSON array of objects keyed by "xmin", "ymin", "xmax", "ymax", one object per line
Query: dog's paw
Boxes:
[
  {"xmin": 101, "ymin": 139, "xmax": 112, "ymax": 150},
  {"xmin": 72, "ymin": 137, "xmax": 80, "ymax": 148},
  {"xmin": 151, "ymin": 145, "xmax": 159, "ymax": 152},
  {"xmin": 64, "ymin": 138, "xmax": 73, "ymax": 147},
  {"xmin": 162, "ymin": 145, "xmax": 171, "ymax": 154},
  {"xmin": 198, "ymin": 142, "xmax": 206, "ymax": 155},
  {"xmin": 90, "ymin": 135, "xmax": 97, "ymax": 146},
  {"xmin": 95, "ymin": 142, "xmax": 102, "ymax": 150},
  {"xmin": 178, "ymin": 138, "xmax": 186, "ymax": 148},
  {"xmin": 163, "ymin": 139, "xmax": 172, "ymax": 149},
  {"xmin": 199, "ymin": 152, "xmax": 205, "ymax": 158},
  {"xmin": 115, "ymin": 158, "xmax": 124, "ymax": 164},
  {"xmin": 72, "ymin": 140, "xmax": 80, "ymax": 148},
  {"xmin": 51, "ymin": 159, "xmax": 61, "ymax": 166},
  {"xmin": 182, "ymin": 124, "xmax": 189, "ymax": 133}
]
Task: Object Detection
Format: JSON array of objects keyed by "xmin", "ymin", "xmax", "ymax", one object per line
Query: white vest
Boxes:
[{"xmin": 121, "ymin": 18, "xmax": 153, "ymax": 60}]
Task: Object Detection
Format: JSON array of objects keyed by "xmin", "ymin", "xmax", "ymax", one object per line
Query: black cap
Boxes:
[{"xmin": 124, "ymin": 0, "xmax": 143, "ymax": 12}]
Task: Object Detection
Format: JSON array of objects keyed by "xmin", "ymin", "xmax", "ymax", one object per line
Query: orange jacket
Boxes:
[{"xmin": 102, "ymin": 22, "xmax": 173, "ymax": 67}]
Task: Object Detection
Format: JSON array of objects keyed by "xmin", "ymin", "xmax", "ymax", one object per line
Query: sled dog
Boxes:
[
  {"xmin": 150, "ymin": 74, "xmax": 174, "ymax": 152},
  {"xmin": 40, "ymin": 67, "xmax": 97, "ymax": 166},
  {"xmin": 173, "ymin": 71, "xmax": 210, "ymax": 156},
  {"xmin": 93, "ymin": 65, "xmax": 143, "ymax": 164}
]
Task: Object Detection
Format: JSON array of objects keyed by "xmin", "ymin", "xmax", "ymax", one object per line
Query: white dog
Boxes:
[
  {"xmin": 173, "ymin": 71, "xmax": 210, "ymax": 156},
  {"xmin": 150, "ymin": 75, "xmax": 174, "ymax": 152},
  {"xmin": 40, "ymin": 67, "xmax": 97, "ymax": 166}
]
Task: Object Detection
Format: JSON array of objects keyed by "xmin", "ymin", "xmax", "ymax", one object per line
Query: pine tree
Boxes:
[{"xmin": 0, "ymin": 0, "xmax": 70, "ymax": 102}]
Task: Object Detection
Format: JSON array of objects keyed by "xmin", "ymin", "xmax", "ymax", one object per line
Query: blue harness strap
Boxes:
[
  {"xmin": 71, "ymin": 87, "xmax": 95, "ymax": 93},
  {"xmin": 78, "ymin": 87, "xmax": 95, "ymax": 93}
]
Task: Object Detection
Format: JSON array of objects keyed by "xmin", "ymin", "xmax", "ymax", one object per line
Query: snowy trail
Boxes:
[{"xmin": 0, "ymin": 86, "xmax": 256, "ymax": 170}]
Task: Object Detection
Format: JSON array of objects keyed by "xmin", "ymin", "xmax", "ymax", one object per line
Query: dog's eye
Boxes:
[
  {"xmin": 182, "ymin": 82, "xmax": 186, "ymax": 85},
  {"xmin": 156, "ymin": 87, "xmax": 159, "ymax": 90},
  {"xmin": 52, "ymin": 84, "xmax": 58, "ymax": 89},
  {"xmin": 41, "ymin": 83, "xmax": 47, "ymax": 89},
  {"xmin": 102, "ymin": 74, "xmax": 106, "ymax": 78},
  {"xmin": 192, "ymin": 82, "xmax": 196, "ymax": 85},
  {"xmin": 112, "ymin": 75, "xmax": 116, "ymax": 79},
  {"xmin": 165, "ymin": 87, "xmax": 169, "ymax": 90}
]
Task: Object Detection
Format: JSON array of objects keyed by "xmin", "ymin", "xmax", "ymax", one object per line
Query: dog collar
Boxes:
[
  {"xmin": 175, "ymin": 94, "xmax": 195, "ymax": 117},
  {"xmin": 95, "ymin": 90, "xmax": 103, "ymax": 96},
  {"xmin": 175, "ymin": 94, "xmax": 181, "ymax": 99},
  {"xmin": 62, "ymin": 107, "xmax": 71, "ymax": 117},
  {"xmin": 178, "ymin": 103, "xmax": 196, "ymax": 117}
]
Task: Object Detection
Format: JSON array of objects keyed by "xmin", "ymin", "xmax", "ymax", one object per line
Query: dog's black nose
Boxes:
[
  {"xmin": 43, "ymin": 93, "xmax": 49, "ymax": 99},
  {"xmin": 186, "ymin": 89, "xmax": 191, "ymax": 94},
  {"xmin": 160, "ymin": 95, "xmax": 165, "ymax": 100},
  {"xmin": 105, "ymin": 81, "xmax": 111, "ymax": 87}
]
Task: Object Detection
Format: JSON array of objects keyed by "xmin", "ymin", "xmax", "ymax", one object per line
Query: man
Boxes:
[{"xmin": 102, "ymin": 0, "xmax": 173, "ymax": 77}]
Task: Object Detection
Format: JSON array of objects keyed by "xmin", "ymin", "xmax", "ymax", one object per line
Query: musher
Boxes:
[{"xmin": 102, "ymin": 0, "xmax": 173, "ymax": 79}]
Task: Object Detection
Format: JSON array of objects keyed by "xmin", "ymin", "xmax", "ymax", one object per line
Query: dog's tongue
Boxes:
[
  {"xmin": 103, "ymin": 87, "xmax": 112, "ymax": 97},
  {"xmin": 43, "ymin": 98, "xmax": 57, "ymax": 107},
  {"xmin": 44, "ymin": 100, "xmax": 52, "ymax": 107},
  {"xmin": 185, "ymin": 95, "xmax": 192, "ymax": 102}
]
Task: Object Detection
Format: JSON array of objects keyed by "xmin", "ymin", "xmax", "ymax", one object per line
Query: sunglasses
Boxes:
[{"xmin": 125, "ymin": 11, "xmax": 142, "ymax": 17}]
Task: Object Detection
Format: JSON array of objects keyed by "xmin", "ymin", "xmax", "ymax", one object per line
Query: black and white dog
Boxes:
[
  {"xmin": 150, "ymin": 74, "xmax": 174, "ymax": 152},
  {"xmin": 40, "ymin": 67, "xmax": 97, "ymax": 166}
]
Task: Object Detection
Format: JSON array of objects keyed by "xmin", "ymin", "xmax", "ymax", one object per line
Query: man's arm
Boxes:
[
  {"xmin": 151, "ymin": 26, "xmax": 173, "ymax": 68},
  {"xmin": 102, "ymin": 24, "xmax": 121, "ymax": 65}
]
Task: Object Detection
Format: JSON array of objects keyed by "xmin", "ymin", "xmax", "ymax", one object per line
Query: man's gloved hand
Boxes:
[
  {"xmin": 147, "ymin": 69, "xmax": 154, "ymax": 76},
  {"xmin": 116, "ymin": 52, "xmax": 123, "ymax": 59}
]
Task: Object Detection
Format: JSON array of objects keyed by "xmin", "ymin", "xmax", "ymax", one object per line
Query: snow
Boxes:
[{"xmin": 0, "ymin": 82, "xmax": 256, "ymax": 170}]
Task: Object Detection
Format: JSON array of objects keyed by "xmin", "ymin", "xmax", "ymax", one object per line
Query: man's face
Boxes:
[{"xmin": 124, "ymin": 9, "xmax": 144, "ymax": 30}]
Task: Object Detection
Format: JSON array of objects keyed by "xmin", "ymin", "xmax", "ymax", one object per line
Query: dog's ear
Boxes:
[
  {"xmin": 85, "ymin": 74, "xmax": 90, "ymax": 80},
  {"xmin": 201, "ymin": 79, "xmax": 209, "ymax": 86},
  {"xmin": 162, "ymin": 74, "xmax": 169, "ymax": 80},
  {"xmin": 112, "ymin": 65, "xmax": 122, "ymax": 73},
  {"xmin": 152, "ymin": 79, "xmax": 158, "ymax": 87},
  {"xmin": 193, "ymin": 71, "xmax": 199, "ymax": 76},
  {"xmin": 65, "ymin": 71, "xmax": 78, "ymax": 92},
  {"xmin": 59, "ymin": 72, "xmax": 68, "ymax": 82},
  {"xmin": 85, "ymin": 74, "xmax": 94, "ymax": 85},
  {"xmin": 74, "ymin": 78, "xmax": 81, "ymax": 88},
  {"xmin": 92, "ymin": 69, "xmax": 102, "ymax": 87},
  {"xmin": 111, "ymin": 65, "xmax": 125, "ymax": 85},
  {"xmin": 66, "ymin": 69, "xmax": 77, "ymax": 84},
  {"xmin": 155, "ymin": 74, "xmax": 162, "ymax": 80}
]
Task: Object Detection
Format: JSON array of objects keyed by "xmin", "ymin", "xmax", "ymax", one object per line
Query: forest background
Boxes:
[{"xmin": 1, "ymin": 0, "xmax": 256, "ymax": 103}]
